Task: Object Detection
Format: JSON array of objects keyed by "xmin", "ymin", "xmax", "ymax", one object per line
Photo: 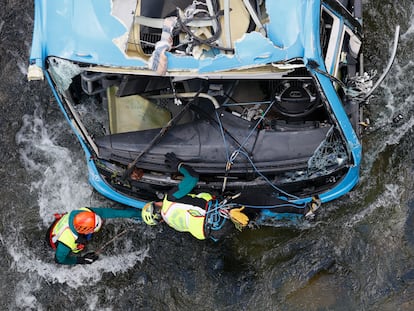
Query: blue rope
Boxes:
[
  {"xmin": 230, "ymin": 100, "xmax": 275, "ymax": 160},
  {"xmin": 236, "ymin": 149, "xmax": 302, "ymax": 201},
  {"xmin": 215, "ymin": 101, "xmax": 304, "ymax": 204},
  {"xmin": 243, "ymin": 202, "xmax": 307, "ymax": 209},
  {"xmin": 205, "ymin": 200, "xmax": 227, "ymax": 231}
]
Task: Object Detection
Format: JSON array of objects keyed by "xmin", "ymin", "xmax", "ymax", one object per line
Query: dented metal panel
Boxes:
[{"xmin": 30, "ymin": 0, "xmax": 324, "ymax": 73}]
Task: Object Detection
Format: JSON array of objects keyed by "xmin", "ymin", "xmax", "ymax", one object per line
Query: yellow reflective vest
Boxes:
[
  {"xmin": 161, "ymin": 193, "xmax": 213, "ymax": 240},
  {"xmin": 51, "ymin": 207, "xmax": 91, "ymax": 253}
]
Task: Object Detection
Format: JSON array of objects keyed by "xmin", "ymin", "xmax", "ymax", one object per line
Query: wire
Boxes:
[
  {"xmin": 237, "ymin": 149, "xmax": 301, "ymax": 201},
  {"xmin": 228, "ymin": 100, "xmax": 275, "ymax": 163},
  {"xmin": 213, "ymin": 100, "xmax": 307, "ymax": 208},
  {"xmin": 215, "ymin": 110, "xmax": 230, "ymax": 163},
  {"xmin": 205, "ymin": 200, "xmax": 228, "ymax": 231},
  {"xmin": 94, "ymin": 228, "xmax": 130, "ymax": 255},
  {"xmin": 175, "ymin": 4, "xmax": 235, "ymax": 52}
]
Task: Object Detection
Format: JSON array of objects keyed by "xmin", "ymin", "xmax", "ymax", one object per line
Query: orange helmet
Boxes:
[{"xmin": 73, "ymin": 211, "xmax": 103, "ymax": 234}]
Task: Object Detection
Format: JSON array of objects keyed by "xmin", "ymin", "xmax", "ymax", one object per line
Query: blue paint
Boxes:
[
  {"xmin": 44, "ymin": 70, "xmax": 146, "ymax": 209},
  {"xmin": 30, "ymin": 0, "xmax": 323, "ymax": 72},
  {"xmin": 30, "ymin": 0, "xmax": 362, "ymax": 214}
]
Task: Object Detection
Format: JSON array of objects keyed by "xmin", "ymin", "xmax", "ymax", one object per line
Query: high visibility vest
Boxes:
[
  {"xmin": 161, "ymin": 193, "xmax": 213, "ymax": 240},
  {"xmin": 51, "ymin": 207, "xmax": 91, "ymax": 253}
]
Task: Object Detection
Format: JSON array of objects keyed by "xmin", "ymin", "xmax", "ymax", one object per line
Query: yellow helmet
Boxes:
[{"xmin": 142, "ymin": 202, "xmax": 161, "ymax": 226}]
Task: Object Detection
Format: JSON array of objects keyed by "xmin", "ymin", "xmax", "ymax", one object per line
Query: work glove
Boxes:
[
  {"xmin": 76, "ymin": 252, "xmax": 99, "ymax": 264},
  {"xmin": 229, "ymin": 206, "xmax": 249, "ymax": 230},
  {"xmin": 165, "ymin": 152, "xmax": 182, "ymax": 171}
]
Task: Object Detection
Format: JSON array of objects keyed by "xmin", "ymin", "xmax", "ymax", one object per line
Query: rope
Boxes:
[
  {"xmin": 205, "ymin": 200, "xmax": 229, "ymax": 231},
  {"xmin": 94, "ymin": 228, "xmax": 130, "ymax": 255},
  {"xmin": 236, "ymin": 149, "xmax": 302, "ymax": 202},
  {"xmin": 213, "ymin": 100, "xmax": 307, "ymax": 207},
  {"xmin": 217, "ymin": 101, "xmax": 275, "ymax": 193},
  {"xmin": 121, "ymin": 90, "xmax": 200, "ymax": 180},
  {"xmin": 215, "ymin": 110, "xmax": 230, "ymax": 164},
  {"xmin": 229, "ymin": 100, "xmax": 275, "ymax": 161},
  {"xmin": 215, "ymin": 110, "xmax": 231, "ymax": 192}
]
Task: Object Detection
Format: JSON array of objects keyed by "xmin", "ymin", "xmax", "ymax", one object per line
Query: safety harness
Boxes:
[
  {"xmin": 47, "ymin": 208, "xmax": 93, "ymax": 252},
  {"xmin": 46, "ymin": 213, "xmax": 66, "ymax": 250},
  {"xmin": 204, "ymin": 194, "xmax": 250, "ymax": 236},
  {"xmin": 204, "ymin": 199, "xmax": 228, "ymax": 232}
]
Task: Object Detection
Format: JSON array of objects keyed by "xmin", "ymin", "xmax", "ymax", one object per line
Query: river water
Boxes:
[{"xmin": 1, "ymin": 1, "xmax": 413, "ymax": 310}]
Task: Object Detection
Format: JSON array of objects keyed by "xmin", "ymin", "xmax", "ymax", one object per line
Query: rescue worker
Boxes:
[
  {"xmin": 46, "ymin": 207, "xmax": 140, "ymax": 265},
  {"xmin": 141, "ymin": 153, "xmax": 249, "ymax": 240}
]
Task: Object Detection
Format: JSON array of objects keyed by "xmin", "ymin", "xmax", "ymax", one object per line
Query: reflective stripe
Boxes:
[
  {"xmin": 187, "ymin": 192, "xmax": 213, "ymax": 201},
  {"xmin": 47, "ymin": 217, "xmax": 62, "ymax": 249},
  {"xmin": 52, "ymin": 219, "xmax": 69, "ymax": 244},
  {"xmin": 162, "ymin": 197, "xmax": 207, "ymax": 240},
  {"xmin": 51, "ymin": 207, "xmax": 91, "ymax": 252}
]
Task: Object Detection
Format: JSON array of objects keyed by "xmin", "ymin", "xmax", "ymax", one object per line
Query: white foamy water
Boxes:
[
  {"xmin": 345, "ymin": 183, "xmax": 402, "ymax": 227},
  {"xmin": 360, "ymin": 26, "xmax": 414, "ymax": 177},
  {"xmin": 11, "ymin": 102, "xmax": 149, "ymax": 298},
  {"xmin": 3, "ymin": 2, "xmax": 413, "ymax": 310},
  {"xmin": 16, "ymin": 103, "xmax": 91, "ymax": 223},
  {"xmin": 9, "ymin": 245, "xmax": 149, "ymax": 288},
  {"xmin": 401, "ymin": 4, "xmax": 414, "ymax": 41}
]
